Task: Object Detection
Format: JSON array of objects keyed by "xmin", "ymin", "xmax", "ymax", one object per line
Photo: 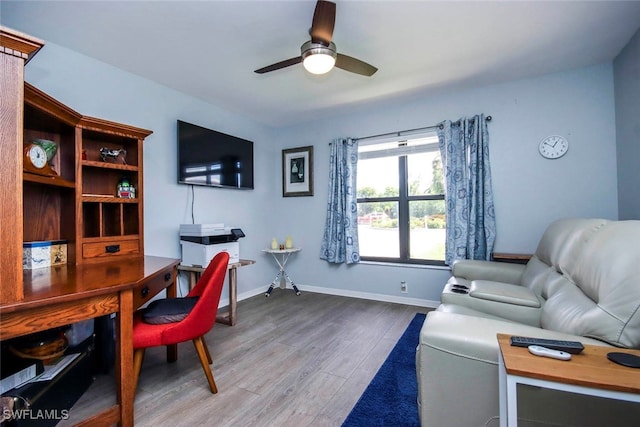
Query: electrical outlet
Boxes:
[{"xmin": 400, "ymin": 281, "xmax": 408, "ymax": 293}]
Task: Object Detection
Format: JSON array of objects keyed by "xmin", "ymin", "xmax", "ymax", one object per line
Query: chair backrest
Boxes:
[
  {"xmin": 160, "ymin": 252, "xmax": 229, "ymax": 343},
  {"xmin": 524, "ymin": 218, "xmax": 640, "ymax": 348},
  {"xmin": 520, "ymin": 218, "xmax": 608, "ymax": 295}
]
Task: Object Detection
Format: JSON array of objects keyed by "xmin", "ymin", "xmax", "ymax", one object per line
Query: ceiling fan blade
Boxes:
[
  {"xmin": 310, "ymin": 0, "xmax": 336, "ymax": 45},
  {"xmin": 335, "ymin": 53, "xmax": 378, "ymax": 77},
  {"xmin": 254, "ymin": 56, "xmax": 302, "ymax": 74}
]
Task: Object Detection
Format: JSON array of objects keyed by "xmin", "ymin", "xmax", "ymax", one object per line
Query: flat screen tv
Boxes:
[{"xmin": 177, "ymin": 120, "xmax": 254, "ymax": 190}]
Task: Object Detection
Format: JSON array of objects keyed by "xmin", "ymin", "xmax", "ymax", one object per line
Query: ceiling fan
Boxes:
[{"xmin": 254, "ymin": 0, "xmax": 377, "ymax": 77}]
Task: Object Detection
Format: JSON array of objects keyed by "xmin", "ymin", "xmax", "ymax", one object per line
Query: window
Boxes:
[{"xmin": 356, "ymin": 132, "xmax": 446, "ymax": 265}]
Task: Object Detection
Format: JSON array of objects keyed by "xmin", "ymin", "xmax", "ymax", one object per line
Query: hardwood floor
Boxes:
[{"xmin": 62, "ymin": 291, "xmax": 432, "ymax": 426}]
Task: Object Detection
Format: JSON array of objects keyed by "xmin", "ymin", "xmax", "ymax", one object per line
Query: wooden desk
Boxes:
[
  {"xmin": 0, "ymin": 255, "xmax": 179, "ymax": 427},
  {"xmin": 497, "ymin": 333, "xmax": 640, "ymax": 427},
  {"xmin": 177, "ymin": 259, "xmax": 255, "ymax": 326}
]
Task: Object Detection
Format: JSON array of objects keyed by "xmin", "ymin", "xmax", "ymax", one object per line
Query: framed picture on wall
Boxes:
[{"xmin": 282, "ymin": 146, "xmax": 313, "ymax": 197}]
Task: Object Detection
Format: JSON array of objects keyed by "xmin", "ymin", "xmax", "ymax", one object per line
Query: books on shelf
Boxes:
[
  {"xmin": 0, "ymin": 357, "xmax": 44, "ymax": 394},
  {"xmin": 1, "ymin": 353, "xmax": 82, "ymax": 395},
  {"xmin": 31, "ymin": 353, "xmax": 80, "ymax": 382}
]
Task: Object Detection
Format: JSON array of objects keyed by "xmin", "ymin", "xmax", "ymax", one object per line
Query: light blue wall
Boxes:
[
  {"xmin": 276, "ymin": 63, "xmax": 618, "ymax": 303},
  {"xmin": 614, "ymin": 28, "xmax": 640, "ymax": 220},
  {"xmin": 20, "ymin": 42, "xmax": 619, "ymax": 305}
]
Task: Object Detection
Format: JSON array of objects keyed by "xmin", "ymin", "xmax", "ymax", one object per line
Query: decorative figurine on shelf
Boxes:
[
  {"xmin": 117, "ymin": 177, "xmax": 135, "ymax": 198},
  {"xmin": 271, "ymin": 238, "xmax": 279, "ymax": 250},
  {"xmin": 285, "ymin": 236, "xmax": 293, "ymax": 249},
  {"xmin": 100, "ymin": 147, "xmax": 127, "ymax": 164}
]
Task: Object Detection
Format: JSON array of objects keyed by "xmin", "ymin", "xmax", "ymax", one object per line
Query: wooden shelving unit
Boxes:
[
  {"xmin": 78, "ymin": 116, "xmax": 150, "ymax": 263},
  {"xmin": 0, "ymin": 27, "xmax": 153, "ymax": 304},
  {"xmin": 0, "ymin": 27, "xmax": 46, "ymax": 304},
  {"xmin": 20, "ymin": 83, "xmax": 152, "ymax": 265},
  {"xmin": 0, "ymin": 27, "xmax": 179, "ymax": 427},
  {"xmin": 22, "ymin": 83, "xmax": 81, "ymax": 264}
]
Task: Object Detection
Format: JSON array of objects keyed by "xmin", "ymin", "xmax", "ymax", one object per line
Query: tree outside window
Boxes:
[{"xmin": 356, "ymin": 134, "xmax": 446, "ymax": 265}]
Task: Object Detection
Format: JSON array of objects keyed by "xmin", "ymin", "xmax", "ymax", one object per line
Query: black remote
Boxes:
[{"xmin": 509, "ymin": 336, "xmax": 584, "ymax": 354}]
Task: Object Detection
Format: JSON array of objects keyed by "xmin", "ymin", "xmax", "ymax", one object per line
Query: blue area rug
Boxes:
[{"xmin": 342, "ymin": 312, "xmax": 426, "ymax": 427}]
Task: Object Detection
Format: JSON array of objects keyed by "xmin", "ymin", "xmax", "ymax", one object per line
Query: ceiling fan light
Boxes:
[
  {"xmin": 301, "ymin": 41, "xmax": 337, "ymax": 75},
  {"xmin": 303, "ymin": 53, "xmax": 336, "ymax": 74}
]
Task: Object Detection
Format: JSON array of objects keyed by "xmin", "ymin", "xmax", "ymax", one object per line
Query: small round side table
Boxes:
[{"xmin": 262, "ymin": 247, "xmax": 301, "ymax": 296}]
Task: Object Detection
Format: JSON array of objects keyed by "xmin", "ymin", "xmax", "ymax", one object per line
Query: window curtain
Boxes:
[
  {"xmin": 320, "ymin": 138, "xmax": 360, "ymax": 264},
  {"xmin": 437, "ymin": 114, "xmax": 496, "ymax": 265}
]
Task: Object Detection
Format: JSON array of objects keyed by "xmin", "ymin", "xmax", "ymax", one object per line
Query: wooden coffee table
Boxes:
[{"xmin": 497, "ymin": 333, "xmax": 640, "ymax": 427}]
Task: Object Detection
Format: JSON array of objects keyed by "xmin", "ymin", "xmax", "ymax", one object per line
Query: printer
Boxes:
[{"xmin": 179, "ymin": 224, "xmax": 245, "ymax": 266}]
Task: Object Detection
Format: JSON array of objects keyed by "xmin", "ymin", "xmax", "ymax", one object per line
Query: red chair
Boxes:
[{"xmin": 133, "ymin": 251, "xmax": 230, "ymax": 393}]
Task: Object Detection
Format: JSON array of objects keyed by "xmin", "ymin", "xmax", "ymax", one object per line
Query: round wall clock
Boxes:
[{"xmin": 538, "ymin": 135, "xmax": 569, "ymax": 159}]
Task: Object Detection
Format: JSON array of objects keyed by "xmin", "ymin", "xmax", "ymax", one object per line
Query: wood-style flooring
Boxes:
[{"xmin": 62, "ymin": 291, "xmax": 431, "ymax": 427}]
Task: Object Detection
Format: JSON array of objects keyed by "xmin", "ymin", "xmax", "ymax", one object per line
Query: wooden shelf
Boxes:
[
  {"xmin": 23, "ymin": 172, "xmax": 75, "ymax": 188},
  {"xmin": 82, "ymin": 160, "xmax": 138, "ymax": 171},
  {"xmin": 82, "ymin": 195, "xmax": 139, "ymax": 203}
]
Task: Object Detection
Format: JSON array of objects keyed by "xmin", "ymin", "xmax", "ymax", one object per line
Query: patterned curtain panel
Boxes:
[
  {"xmin": 320, "ymin": 138, "xmax": 360, "ymax": 264},
  {"xmin": 437, "ymin": 115, "xmax": 496, "ymax": 265}
]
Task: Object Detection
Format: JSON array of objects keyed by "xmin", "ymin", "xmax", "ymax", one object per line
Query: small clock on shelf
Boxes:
[
  {"xmin": 538, "ymin": 135, "xmax": 569, "ymax": 159},
  {"xmin": 24, "ymin": 143, "xmax": 58, "ymax": 176}
]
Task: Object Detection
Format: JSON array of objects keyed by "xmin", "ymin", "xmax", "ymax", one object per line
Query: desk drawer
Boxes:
[
  {"xmin": 83, "ymin": 239, "xmax": 140, "ymax": 259},
  {"xmin": 133, "ymin": 267, "xmax": 175, "ymax": 309}
]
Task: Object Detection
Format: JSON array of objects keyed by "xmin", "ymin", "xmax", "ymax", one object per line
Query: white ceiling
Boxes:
[{"xmin": 2, "ymin": 1, "xmax": 639, "ymax": 128}]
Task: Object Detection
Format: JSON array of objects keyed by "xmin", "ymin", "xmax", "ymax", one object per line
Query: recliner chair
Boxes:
[{"xmin": 417, "ymin": 218, "xmax": 640, "ymax": 426}]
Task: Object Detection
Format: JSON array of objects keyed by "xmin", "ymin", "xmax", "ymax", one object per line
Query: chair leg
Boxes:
[
  {"xmin": 133, "ymin": 348, "xmax": 145, "ymax": 392},
  {"xmin": 192, "ymin": 336, "xmax": 218, "ymax": 394},
  {"xmin": 201, "ymin": 335, "xmax": 213, "ymax": 364}
]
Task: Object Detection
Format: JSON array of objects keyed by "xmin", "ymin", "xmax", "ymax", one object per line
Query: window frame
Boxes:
[{"xmin": 356, "ymin": 136, "xmax": 446, "ymax": 266}]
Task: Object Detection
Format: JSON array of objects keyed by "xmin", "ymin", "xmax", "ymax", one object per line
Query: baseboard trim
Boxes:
[
  {"xmin": 221, "ymin": 284, "xmax": 440, "ymax": 309},
  {"xmin": 299, "ymin": 284, "xmax": 441, "ymax": 308}
]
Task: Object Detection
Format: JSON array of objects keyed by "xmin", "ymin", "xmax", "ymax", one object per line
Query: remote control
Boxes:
[
  {"xmin": 510, "ymin": 336, "xmax": 584, "ymax": 354},
  {"xmin": 528, "ymin": 345, "xmax": 572, "ymax": 361}
]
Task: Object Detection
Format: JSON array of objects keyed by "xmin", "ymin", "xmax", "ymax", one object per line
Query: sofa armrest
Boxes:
[
  {"xmin": 451, "ymin": 260, "xmax": 525, "ymax": 284},
  {"xmin": 441, "ymin": 280, "xmax": 543, "ymax": 326},
  {"xmin": 417, "ymin": 311, "xmax": 630, "ymax": 427},
  {"xmin": 470, "ymin": 280, "xmax": 540, "ymax": 307},
  {"xmin": 420, "ymin": 311, "xmax": 611, "ymax": 365}
]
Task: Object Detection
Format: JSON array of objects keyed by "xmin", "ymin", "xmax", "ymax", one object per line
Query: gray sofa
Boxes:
[{"xmin": 416, "ymin": 218, "xmax": 640, "ymax": 426}]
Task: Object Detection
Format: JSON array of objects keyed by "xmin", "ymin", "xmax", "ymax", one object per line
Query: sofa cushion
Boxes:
[
  {"xmin": 142, "ymin": 297, "xmax": 198, "ymax": 324},
  {"xmin": 436, "ymin": 303, "xmax": 521, "ymax": 322},
  {"xmin": 540, "ymin": 220, "xmax": 640, "ymax": 348},
  {"xmin": 518, "ymin": 256, "xmax": 552, "ymax": 295},
  {"xmin": 516, "ymin": 219, "xmax": 608, "ymax": 296},
  {"xmin": 532, "ymin": 218, "xmax": 608, "ymax": 274}
]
